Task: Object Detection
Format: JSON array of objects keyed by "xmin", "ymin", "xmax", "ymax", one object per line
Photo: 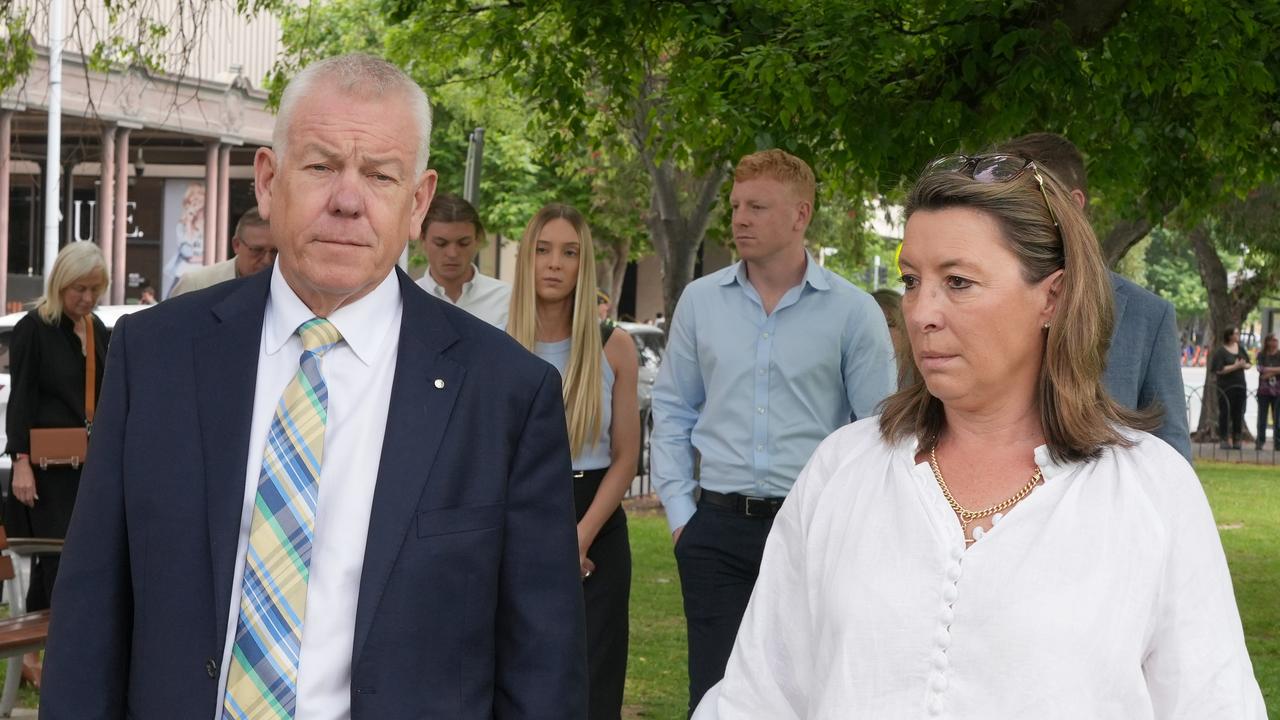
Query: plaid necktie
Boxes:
[{"xmin": 222, "ymin": 318, "xmax": 343, "ymax": 720}]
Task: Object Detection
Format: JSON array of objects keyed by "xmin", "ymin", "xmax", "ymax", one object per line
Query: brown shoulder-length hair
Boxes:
[{"xmin": 878, "ymin": 159, "xmax": 1156, "ymax": 463}]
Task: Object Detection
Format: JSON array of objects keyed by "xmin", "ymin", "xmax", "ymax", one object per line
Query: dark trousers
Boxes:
[
  {"xmin": 674, "ymin": 500, "xmax": 774, "ymax": 717},
  {"xmin": 1258, "ymin": 394, "xmax": 1280, "ymax": 448},
  {"xmin": 573, "ymin": 469, "xmax": 631, "ymax": 720},
  {"xmin": 2, "ymin": 465, "xmax": 81, "ymax": 611},
  {"xmin": 1218, "ymin": 386, "xmax": 1248, "ymax": 442}
]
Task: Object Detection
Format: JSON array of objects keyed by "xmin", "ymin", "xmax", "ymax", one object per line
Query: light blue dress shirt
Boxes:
[{"xmin": 651, "ymin": 254, "xmax": 895, "ymax": 532}]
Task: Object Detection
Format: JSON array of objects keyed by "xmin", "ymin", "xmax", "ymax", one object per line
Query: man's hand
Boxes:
[{"xmin": 672, "ymin": 525, "xmax": 684, "ymax": 546}]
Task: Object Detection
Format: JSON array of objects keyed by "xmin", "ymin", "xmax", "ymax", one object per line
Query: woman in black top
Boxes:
[
  {"xmin": 1209, "ymin": 327, "xmax": 1251, "ymax": 449},
  {"xmin": 5, "ymin": 242, "xmax": 109, "ymax": 631}
]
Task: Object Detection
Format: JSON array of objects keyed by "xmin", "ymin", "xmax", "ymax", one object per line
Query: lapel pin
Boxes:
[{"xmin": 434, "ymin": 379, "xmax": 445, "ymax": 389}]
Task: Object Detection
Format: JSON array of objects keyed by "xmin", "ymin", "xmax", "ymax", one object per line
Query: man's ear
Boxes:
[
  {"xmin": 408, "ymin": 170, "xmax": 439, "ymax": 240},
  {"xmin": 254, "ymin": 147, "xmax": 278, "ymax": 221},
  {"xmin": 794, "ymin": 199, "xmax": 813, "ymax": 232}
]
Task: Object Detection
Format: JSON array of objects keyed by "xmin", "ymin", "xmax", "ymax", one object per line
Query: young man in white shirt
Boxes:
[{"xmin": 416, "ymin": 192, "xmax": 512, "ymax": 328}]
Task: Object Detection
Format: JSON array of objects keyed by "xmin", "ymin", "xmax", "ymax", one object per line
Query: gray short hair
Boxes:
[{"xmin": 273, "ymin": 53, "xmax": 433, "ymax": 174}]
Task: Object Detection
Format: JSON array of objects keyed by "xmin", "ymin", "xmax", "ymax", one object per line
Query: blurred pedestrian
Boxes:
[
  {"xmin": 1211, "ymin": 327, "xmax": 1251, "ymax": 449},
  {"xmin": 1255, "ymin": 333, "xmax": 1279, "ymax": 450},
  {"xmin": 139, "ymin": 286, "xmax": 158, "ymax": 305},
  {"xmin": 651, "ymin": 149, "xmax": 894, "ymax": 715},
  {"xmin": 508, "ymin": 203, "xmax": 640, "ymax": 719},
  {"xmin": 4, "ymin": 241, "xmax": 110, "ymax": 686},
  {"xmin": 169, "ymin": 208, "xmax": 276, "ymax": 296},
  {"xmin": 416, "ymin": 192, "xmax": 511, "ymax": 327},
  {"xmin": 872, "ymin": 288, "xmax": 914, "ymax": 387}
]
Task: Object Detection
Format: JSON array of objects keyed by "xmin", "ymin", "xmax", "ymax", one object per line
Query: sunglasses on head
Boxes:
[{"xmin": 925, "ymin": 154, "xmax": 1061, "ymax": 234}]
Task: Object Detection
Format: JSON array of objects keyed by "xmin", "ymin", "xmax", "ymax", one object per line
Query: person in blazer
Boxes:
[
  {"xmin": 996, "ymin": 133, "xmax": 1191, "ymax": 461},
  {"xmin": 40, "ymin": 53, "xmax": 586, "ymax": 719}
]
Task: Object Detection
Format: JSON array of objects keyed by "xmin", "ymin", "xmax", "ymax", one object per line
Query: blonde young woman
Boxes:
[
  {"xmin": 507, "ymin": 203, "xmax": 640, "ymax": 720},
  {"xmin": 5, "ymin": 241, "xmax": 110, "ymax": 686},
  {"xmin": 694, "ymin": 155, "xmax": 1264, "ymax": 719}
]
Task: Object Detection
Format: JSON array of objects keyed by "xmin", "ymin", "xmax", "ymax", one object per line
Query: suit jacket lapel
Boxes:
[
  {"xmin": 353, "ymin": 270, "xmax": 464, "ymax": 665},
  {"xmin": 194, "ymin": 273, "xmax": 270, "ymax": 644}
]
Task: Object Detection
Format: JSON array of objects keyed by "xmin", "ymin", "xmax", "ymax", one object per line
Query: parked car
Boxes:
[
  {"xmin": 0, "ymin": 304, "xmax": 152, "ymax": 494},
  {"xmin": 616, "ymin": 321, "xmax": 666, "ymax": 480}
]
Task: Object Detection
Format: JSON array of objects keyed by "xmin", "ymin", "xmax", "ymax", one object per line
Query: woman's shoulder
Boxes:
[
  {"xmin": 1097, "ymin": 427, "xmax": 1205, "ymax": 509},
  {"xmin": 805, "ymin": 417, "xmax": 896, "ymax": 480}
]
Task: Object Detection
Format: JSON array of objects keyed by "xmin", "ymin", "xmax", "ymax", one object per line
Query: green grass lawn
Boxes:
[{"xmin": 623, "ymin": 462, "xmax": 1280, "ymax": 718}]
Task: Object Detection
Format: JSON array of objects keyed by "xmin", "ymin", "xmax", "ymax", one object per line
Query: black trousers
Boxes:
[
  {"xmin": 1218, "ymin": 386, "xmax": 1248, "ymax": 442},
  {"xmin": 674, "ymin": 499, "xmax": 775, "ymax": 717},
  {"xmin": 1258, "ymin": 394, "xmax": 1280, "ymax": 448},
  {"xmin": 573, "ymin": 469, "xmax": 631, "ymax": 720},
  {"xmin": 2, "ymin": 464, "xmax": 82, "ymax": 612}
]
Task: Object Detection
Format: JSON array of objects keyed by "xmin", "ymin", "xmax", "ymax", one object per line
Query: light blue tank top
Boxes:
[{"xmin": 534, "ymin": 337, "xmax": 614, "ymax": 471}]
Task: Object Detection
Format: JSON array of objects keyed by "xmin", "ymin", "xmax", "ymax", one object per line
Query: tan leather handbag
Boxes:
[{"xmin": 29, "ymin": 317, "xmax": 95, "ymax": 470}]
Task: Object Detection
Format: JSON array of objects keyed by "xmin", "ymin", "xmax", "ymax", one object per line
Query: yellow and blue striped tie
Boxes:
[{"xmin": 222, "ymin": 318, "xmax": 343, "ymax": 720}]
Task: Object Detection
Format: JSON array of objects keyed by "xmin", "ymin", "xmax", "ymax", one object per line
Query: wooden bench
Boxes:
[{"xmin": 0, "ymin": 527, "xmax": 61, "ymax": 716}]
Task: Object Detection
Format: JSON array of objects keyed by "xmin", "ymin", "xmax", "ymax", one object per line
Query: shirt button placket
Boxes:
[
  {"xmin": 929, "ymin": 555, "xmax": 963, "ymax": 716},
  {"xmin": 752, "ymin": 320, "xmax": 773, "ymax": 492}
]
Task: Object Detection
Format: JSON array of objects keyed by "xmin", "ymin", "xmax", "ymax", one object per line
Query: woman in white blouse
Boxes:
[{"xmin": 694, "ymin": 155, "xmax": 1265, "ymax": 719}]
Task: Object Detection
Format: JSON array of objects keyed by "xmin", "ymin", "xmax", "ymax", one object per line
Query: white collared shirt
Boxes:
[
  {"xmin": 415, "ymin": 266, "xmax": 511, "ymax": 328},
  {"xmin": 214, "ymin": 264, "xmax": 402, "ymax": 720},
  {"xmin": 695, "ymin": 418, "xmax": 1265, "ymax": 720}
]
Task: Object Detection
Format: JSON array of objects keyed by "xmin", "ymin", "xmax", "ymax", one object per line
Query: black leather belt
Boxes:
[{"xmin": 699, "ymin": 489, "xmax": 784, "ymax": 518}]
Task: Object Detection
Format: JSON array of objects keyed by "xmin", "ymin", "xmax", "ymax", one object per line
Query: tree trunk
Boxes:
[
  {"xmin": 1189, "ymin": 223, "xmax": 1230, "ymax": 440},
  {"xmin": 1101, "ymin": 217, "xmax": 1154, "ymax": 267},
  {"xmin": 642, "ymin": 159, "xmax": 728, "ymax": 324},
  {"xmin": 594, "ymin": 234, "xmax": 630, "ymax": 320}
]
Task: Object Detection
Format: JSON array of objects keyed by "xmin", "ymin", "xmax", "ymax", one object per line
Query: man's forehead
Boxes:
[{"xmin": 732, "ymin": 176, "xmax": 794, "ymax": 199}]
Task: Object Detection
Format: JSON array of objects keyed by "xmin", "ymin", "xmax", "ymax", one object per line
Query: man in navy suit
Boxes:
[
  {"xmin": 41, "ymin": 53, "xmax": 586, "ymax": 719},
  {"xmin": 998, "ymin": 133, "xmax": 1191, "ymax": 460}
]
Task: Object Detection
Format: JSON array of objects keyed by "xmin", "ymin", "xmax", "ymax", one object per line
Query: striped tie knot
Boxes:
[{"xmin": 297, "ymin": 317, "xmax": 343, "ymax": 355}]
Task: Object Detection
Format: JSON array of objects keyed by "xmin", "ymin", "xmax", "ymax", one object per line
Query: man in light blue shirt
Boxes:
[{"xmin": 651, "ymin": 149, "xmax": 894, "ymax": 715}]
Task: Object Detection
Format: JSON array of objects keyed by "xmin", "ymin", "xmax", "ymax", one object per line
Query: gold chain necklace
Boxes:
[{"xmin": 929, "ymin": 445, "xmax": 1042, "ymax": 545}]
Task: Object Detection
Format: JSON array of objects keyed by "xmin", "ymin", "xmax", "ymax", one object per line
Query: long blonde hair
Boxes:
[
  {"xmin": 879, "ymin": 160, "xmax": 1156, "ymax": 463},
  {"xmin": 37, "ymin": 242, "xmax": 109, "ymax": 324},
  {"xmin": 507, "ymin": 204, "xmax": 604, "ymax": 457}
]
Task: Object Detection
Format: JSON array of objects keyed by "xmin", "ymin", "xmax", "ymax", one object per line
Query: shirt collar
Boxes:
[
  {"xmin": 719, "ymin": 251, "xmax": 830, "ymax": 292},
  {"xmin": 423, "ymin": 266, "xmax": 477, "ymax": 299},
  {"xmin": 900, "ymin": 431, "xmax": 1079, "ymax": 483},
  {"xmin": 264, "ymin": 263, "xmax": 402, "ymax": 366}
]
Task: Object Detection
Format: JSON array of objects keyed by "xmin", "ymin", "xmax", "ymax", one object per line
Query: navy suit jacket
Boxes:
[
  {"xmin": 1104, "ymin": 272, "xmax": 1192, "ymax": 461},
  {"xmin": 41, "ymin": 269, "xmax": 587, "ymax": 719}
]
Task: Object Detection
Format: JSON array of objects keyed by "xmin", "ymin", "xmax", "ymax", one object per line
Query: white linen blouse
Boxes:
[{"xmin": 694, "ymin": 418, "xmax": 1265, "ymax": 720}]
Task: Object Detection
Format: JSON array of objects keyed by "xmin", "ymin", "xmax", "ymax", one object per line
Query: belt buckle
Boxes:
[{"xmin": 743, "ymin": 496, "xmax": 771, "ymax": 518}]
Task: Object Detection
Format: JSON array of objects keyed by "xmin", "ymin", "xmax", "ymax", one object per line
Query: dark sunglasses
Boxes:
[{"xmin": 925, "ymin": 154, "xmax": 1061, "ymax": 233}]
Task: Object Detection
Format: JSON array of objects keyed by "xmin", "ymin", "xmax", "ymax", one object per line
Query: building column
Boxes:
[
  {"xmin": 0, "ymin": 110, "xmax": 12, "ymax": 310},
  {"xmin": 98, "ymin": 126, "xmax": 116, "ymax": 273},
  {"xmin": 112, "ymin": 127, "xmax": 130, "ymax": 304},
  {"xmin": 217, "ymin": 143, "xmax": 231, "ymax": 262},
  {"xmin": 204, "ymin": 142, "xmax": 219, "ymax": 266}
]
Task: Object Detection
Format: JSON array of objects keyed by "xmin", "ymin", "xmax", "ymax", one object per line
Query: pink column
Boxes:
[
  {"xmin": 0, "ymin": 110, "xmax": 12, "ymax": 310},
  {"xmin": 112, "ymin": 127, "xmax": 130, "ymax": 305},
  {"xmin": 204, "ymin": 142, "xmax": 219, "ymax": 266},
  {"xmin": 217, "ymin": 142, "xmax": 230, "ymax": 262},
  {"xmin": 98, "ymin": 125, "xmax": 116, "ymax": 271}
]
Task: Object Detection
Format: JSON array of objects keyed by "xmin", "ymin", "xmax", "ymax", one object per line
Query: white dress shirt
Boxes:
[
  {"xmin": 415, "ymin": 266, "xmax": 511, "ymax": 328},
  {"xmin": 214, "ymin": 264, "xmax": 402, "ymax": 720},
  {"xmin": 695, "ymin": 418, "xmax": 1265, "ymax": 720}
]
